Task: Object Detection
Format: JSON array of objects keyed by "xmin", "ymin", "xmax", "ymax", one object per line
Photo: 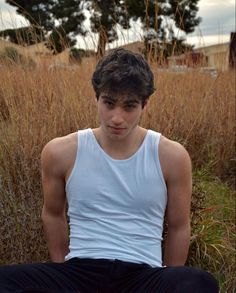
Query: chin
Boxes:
[{"xmin": 108, "ymin": 132, "xmax": 127, "ymax": 140}]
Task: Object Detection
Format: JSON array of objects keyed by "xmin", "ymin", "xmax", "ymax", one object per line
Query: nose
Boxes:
[{"xmin": 111, "ymin": 107, "xmax": 124, "ymax": 125}]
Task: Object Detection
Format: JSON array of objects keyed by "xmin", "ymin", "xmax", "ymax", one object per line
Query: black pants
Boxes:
[{"xmin": 0, "ymin": 258, "xmax": 218, "ymax": 293}]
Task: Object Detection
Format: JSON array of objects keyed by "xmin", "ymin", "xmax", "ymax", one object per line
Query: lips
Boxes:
[
  {"xmin": 109, "ymin": 126, "xmax": 126, "ymax": 133},
  {"xmin": 111, "ymin": 127, "xmax": 124, "ymax": 130}
]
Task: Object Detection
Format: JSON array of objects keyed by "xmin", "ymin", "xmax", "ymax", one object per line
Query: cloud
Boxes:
[
  {"xmin": 0, "ymin": 10, "xmax": 28, "ymax": 30},
  {"xmin": 194, "ymin": 0, "xmax": 235, "ymax": 36},
  {"xmin": 0, "ymin": 0, "xmax": 17, "ymax": 11},
  {"xmin": 0, "ymin": 0, "xmax": 28, "ymax": 30},
  {"xmin": 199, "ymin": 0, "xmax": 234, "ymax": 7}
]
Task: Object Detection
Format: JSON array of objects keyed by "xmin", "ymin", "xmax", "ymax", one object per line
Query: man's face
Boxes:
[{"xmin": 97, "ymin": 92, "xmax": 145, "ymax": 140}]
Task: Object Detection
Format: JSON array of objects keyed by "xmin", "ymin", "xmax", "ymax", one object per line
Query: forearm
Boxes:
[
  {"xmin": 163, "ymin": 224, "xmax": 191, "ymax": 266},
  {"xmin": 42, "ymin": 211, "xmax": 69, "ymax": 262}
]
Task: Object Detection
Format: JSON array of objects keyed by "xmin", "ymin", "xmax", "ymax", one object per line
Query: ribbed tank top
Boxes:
[{"xmin": 65, "ymin": 128, "xmax": 167, "ymax": 267}]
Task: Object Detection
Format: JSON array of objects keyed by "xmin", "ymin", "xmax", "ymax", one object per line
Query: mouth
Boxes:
[
  {"xmin": 110, "ymin": 126, "xmax": 125, "ymax": 130},
  {"xmin": 108, "ymin": 126, "xmax": 126, "ymax": 133}
]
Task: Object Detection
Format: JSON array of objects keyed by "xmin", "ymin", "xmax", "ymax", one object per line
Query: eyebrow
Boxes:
[
  {"xmin": 101, "ymin": 95, "xmax": 139, "ymax": 104},
  {"xmin": 100, "ymin": 95, "xmax": 117, "ymax": 102}
]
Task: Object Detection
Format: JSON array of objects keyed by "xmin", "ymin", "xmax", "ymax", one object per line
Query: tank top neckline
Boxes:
[{"xmin": 88, "ymin": 128, "xmax": 150, "ymax": 162}]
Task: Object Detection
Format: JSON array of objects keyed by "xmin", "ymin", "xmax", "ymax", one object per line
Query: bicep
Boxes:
[
  {"xmin": 165, "ymin": 146, "xmax": 192, "ymax": 228},
  {"xmin": 42, "ymin": 172, "xmax": 66, "ymax": 216},
  {"xmin": 41, "ymin": 143, "xmax": 67, "ymax": 217}
]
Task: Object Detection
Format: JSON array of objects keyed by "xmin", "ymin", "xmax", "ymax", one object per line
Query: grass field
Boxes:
[{"xmin": 0, "ymin": 56, "xmax": 235, "ymax": 292}]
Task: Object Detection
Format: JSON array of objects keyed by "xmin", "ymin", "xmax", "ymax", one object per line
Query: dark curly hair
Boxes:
[{"xmin": 92, "ymin": 48, "xmax": 155, "ymax": 107}]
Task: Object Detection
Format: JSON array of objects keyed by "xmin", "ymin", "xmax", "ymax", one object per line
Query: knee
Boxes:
[
  {"xmin": 200, "ymin": 271, "xmax": 219, "ymax": 292},
  {"xmin": 175, "ymin": 267, "xmax": 219, "ymax": 293}
]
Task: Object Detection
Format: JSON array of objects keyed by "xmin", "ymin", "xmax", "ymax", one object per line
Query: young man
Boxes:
[{"xmin": 0, "ymin": 48, "xmax": 218, "ymax": 292}]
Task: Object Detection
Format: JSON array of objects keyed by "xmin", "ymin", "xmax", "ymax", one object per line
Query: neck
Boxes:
[{"xmin": 93, "ymin": 126, "xmax": 147, "ymax": 160}]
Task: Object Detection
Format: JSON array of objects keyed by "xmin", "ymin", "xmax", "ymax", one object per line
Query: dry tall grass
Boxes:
[
  {"xmin": 145, "ymin": 67, "xmax": 235, "ymax": 181},
  {"xmin": 0, "ymin": 58, "xmax": 235, "ymax": 291}
]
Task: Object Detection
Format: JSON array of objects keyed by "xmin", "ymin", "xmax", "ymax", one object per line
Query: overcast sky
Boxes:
[{"xmin": 0, "ymin": 0, "xmax": 235, "ymax": 48}]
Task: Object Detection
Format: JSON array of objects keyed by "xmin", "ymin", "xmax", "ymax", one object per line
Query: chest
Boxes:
[{"xmin": 66, "ymin": 153, "xmax": 167, "ymax": 218}]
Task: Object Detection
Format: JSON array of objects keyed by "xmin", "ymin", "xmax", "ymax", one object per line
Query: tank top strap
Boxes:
[
  {"xmin": 146, "ymin": 129, "xmax": 161, "ymax": 147},
  {"xmin": 76, "ymin": 128, "xmax": 94, "ymax": 152},
  {"xmin": 66, "ymin": 129, "xmax": 93, "ymax": 187},
  {"xmin": 146, "ymin": 130, "xmax": 166, "ymax": 187}
]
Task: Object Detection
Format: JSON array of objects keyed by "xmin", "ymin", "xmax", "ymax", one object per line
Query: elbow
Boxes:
[
  {"xmin": 41, "ymin": 205, "xmax": 67, "ymax": 224},
  {"xmin": 41, "ymin": 205, "xmax": 54, "ymax": 224},
  {"xmin": 168, "ymin": 221, "xmax": 191, "ymax": 239},
  {"xmin": 41, "ymin": 205, "xmax": 48, "ymax": 225},
  {"xmin": 169, "ymin": 220, "xmax": 191, "ymax": 231}
]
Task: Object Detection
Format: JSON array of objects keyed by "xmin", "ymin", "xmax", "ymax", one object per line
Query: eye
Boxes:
[
  {"xmin": 104, "ymin": 100, "xmax": 114, "ymax": 108},
  {"xmin": 124, "ymin": 104, "xmax": 137, "ymax": 111}
]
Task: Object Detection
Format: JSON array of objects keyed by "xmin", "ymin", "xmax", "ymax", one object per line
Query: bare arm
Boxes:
[
  {"xmin": 41, "ymin": 139, "xmax": 70, "ymax": 262},
  {"xmin": 160, "ymin": 139, "xmax": 192, "ymax": 266}
]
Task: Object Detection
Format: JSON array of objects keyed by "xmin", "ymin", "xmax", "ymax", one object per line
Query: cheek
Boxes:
[
  {"xmin": 97, "ymin": 106, "xmax": 109, "ymax": 121},
  {"xmin": 128, "ymin": 111, "xmax": 142, "ymax": 123}
]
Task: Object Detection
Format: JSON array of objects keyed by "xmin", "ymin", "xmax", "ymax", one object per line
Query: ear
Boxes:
[
  {"xmin": 142, "ymin": 99, "xmax": 149, "ymax": 110},
  {"xmin": 94, "ymin": 96, "xmax": 98, "ymax": 104}
]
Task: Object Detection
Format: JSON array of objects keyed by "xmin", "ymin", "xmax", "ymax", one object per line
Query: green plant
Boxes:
[{"xmin": 188, "ymin": 169, "xmax": 235, "ymax": 292}]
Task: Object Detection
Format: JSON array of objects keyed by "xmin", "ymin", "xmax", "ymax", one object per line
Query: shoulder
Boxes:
[
  {"xmin": 41, "ymin": 132, "xmax": 78, "ymax": 178},
  {"xmin": 159, "ymin": 135, "xmax": 192, "ymax": 182},
  {"xmin": 159, "ymin": 135, "xmax": 190, "ymax": 161}
]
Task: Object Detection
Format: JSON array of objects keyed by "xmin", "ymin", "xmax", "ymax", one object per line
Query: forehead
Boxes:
[{"xmin": 100, "ymin": 91, "xmax": 141, "ymax": 103}]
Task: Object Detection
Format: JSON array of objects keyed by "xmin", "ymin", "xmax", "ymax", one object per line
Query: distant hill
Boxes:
[
  {"xmin": 0, "ymin": 39, "xmax": 51, "ymax": 55},
  {"xmin": 0, "ymin": 39, "xmax": 71, "ymax": 65},
  {"xmin": 0, "ymin": 39, "xmax": 25, "ymax": 54}
]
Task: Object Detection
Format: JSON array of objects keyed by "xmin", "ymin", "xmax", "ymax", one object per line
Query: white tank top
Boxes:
[{"xmin": 65, "ymin": 128, "xmax": 167, "ymax": 267}]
